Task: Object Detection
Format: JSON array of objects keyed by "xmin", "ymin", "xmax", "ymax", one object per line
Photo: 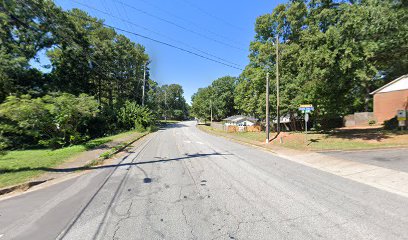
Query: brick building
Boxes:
[{"xmin": 371, "ymin": 75, "xmax": 408, "ymax": 123}]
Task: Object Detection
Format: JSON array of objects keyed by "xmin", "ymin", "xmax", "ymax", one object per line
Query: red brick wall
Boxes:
[{"xmin": 373, "ymin": 90, "xmax": 408, "ymax": 123}]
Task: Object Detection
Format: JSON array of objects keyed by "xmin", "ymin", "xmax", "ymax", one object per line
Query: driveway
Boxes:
[{"xmin": 321, "ymin": 149, "xmax": 408, "ymax": 173}]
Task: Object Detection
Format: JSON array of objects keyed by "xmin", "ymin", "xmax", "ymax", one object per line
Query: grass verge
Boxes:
[
  {"xmin": 0, "ymin": 130, "xmax": 145, "ymax": 189},
  {"xmin": 85, "ymin": 132, "xmax": 148, "ymax": 168},
  {"xmin": 159, "ymin": 119, "xmax": 180, "ymax": 125},
  {"xmin": 198, "ymin": 125, "xmax": 408, "ymax": 152}
]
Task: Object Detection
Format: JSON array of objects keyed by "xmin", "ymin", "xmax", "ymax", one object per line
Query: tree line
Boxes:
[
  {"xmin": 0, "ymin": 0, "xmax": 188, "ymax": 150},
  {"xmin": 192, "ymin": 0, "xmax": 407, "ymax": 129}
]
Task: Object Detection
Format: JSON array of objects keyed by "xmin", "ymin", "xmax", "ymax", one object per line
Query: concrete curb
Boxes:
[
  {"xmin": 0, "ymin": 180, "xmax": 50, "ymax": 196},
  {"xmin": 89, "ymin": 131, "xmax": 150, "ymax": 164},
  {"xmin": 316, "ymin": 146, "xmax": 408, "ymax": 153},
  {"xmin": 0, "ymin": 132, "xmax": 150, "ymax": 196}
]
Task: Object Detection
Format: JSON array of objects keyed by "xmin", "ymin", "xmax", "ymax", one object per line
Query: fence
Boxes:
[
  {"xmin": 210, "ymin": 122, "xmax": 261, "ymax": 133},
  {"xmin": 344, "ymin": 112, "xmax": 376, "ymax": 127}
]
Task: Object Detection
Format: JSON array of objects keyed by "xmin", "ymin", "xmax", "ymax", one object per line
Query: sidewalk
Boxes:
[
  {"xmin": 199, "ymin": 126, "xmax": 408, "ymax": 198},
  {"xmin": 37, "ymin": 131, "xmax": 148, "ymax": 180},
  {"xmin": 0, "ymin": 131, "xmax": 149, "ymax": 196}
]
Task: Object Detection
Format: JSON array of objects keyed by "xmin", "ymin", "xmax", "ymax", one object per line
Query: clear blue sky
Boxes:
[{"xmin": 36, "ymin": 0, "xmax": 285, "ymax": 103}]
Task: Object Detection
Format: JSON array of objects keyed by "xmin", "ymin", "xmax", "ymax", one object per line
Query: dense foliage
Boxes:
[
  {"xmin": 192, "ymin": 0, "xmax": 407, "ymax": 128},
  {"xmin": 0, "ymin": 0, "xmax": 188, "ymax": 150},
  {"xmin": 147, "ymin": 84, "xmax": 190, "ymax": 120},
  {"xmin": 191, "ymin": 76, "xmax": 237, "ymax": 121},
  {"xmin": 0, "ymin": 94, "xmax": 99, "ymax": 148},
  {"xmin": 118, "ymin": 101, "xmax": 156, "ymax": 131}
]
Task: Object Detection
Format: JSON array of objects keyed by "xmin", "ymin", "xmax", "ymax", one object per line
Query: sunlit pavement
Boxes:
[
  {"xmin": 321, "ymin": 149, "xmax": 408, "ymax": 173},
  {"xmin": 1, "ymin": 121, "xmax": 408, "ymax": 240}
]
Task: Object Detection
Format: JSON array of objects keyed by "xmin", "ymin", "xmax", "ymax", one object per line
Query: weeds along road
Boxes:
[{"xmin": 1, "ymin": 121, "xmax": 408, "ymax": 240}]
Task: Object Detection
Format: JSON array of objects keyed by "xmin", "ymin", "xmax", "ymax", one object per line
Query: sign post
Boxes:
[
  {"xmin": 305, "ymin": 112, "xmax": 309, "ymax": 134},
  {"xmin": 299, "ymin": 104, "xmax": 314, "ymax": 134},
  {"xmin": 397, "ymin": 110, "xmax": 407, "ymax": 130}
]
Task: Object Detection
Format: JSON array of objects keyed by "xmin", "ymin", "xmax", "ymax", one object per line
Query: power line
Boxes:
[
  {"xmin": 70, "ymin": 0, "xmax": 243, "ymax": 68},
  {"xmin": 179, "ymin": 0, "xmax": 245, "ymax": 32},
  {"xmin": 110, "ymin": 0, "xmax": 246, "ymax": 52},
  {"xmin": 129, "ymin": 0, "xmax": 245, "ymax": 46},
  {"xmin": 67, "ymin": 11, "xmax": 244, "ymax": 70},
  {"xmin": 8, "ymin": 1, "xmax": 152, "ymax": 106}
]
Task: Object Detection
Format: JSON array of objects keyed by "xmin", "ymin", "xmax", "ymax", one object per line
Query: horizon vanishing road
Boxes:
[{"xmin": 1, "ymin": 121, "xmax": 408, "ymax": 240}]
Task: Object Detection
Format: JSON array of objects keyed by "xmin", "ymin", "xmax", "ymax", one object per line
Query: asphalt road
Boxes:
[
  {"xmin": 322, "ymin": 149, "xmax": 408, "ymax": 173},
  {"xmin": 1, "ymin": 121, "xmax": 408, "ymax": 240}
]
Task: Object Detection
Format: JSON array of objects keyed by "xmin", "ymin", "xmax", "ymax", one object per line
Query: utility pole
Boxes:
[
  {"xmin": 164, "ymin": 90, "xmax": 167, "ymax": 121},
  {"xmin": 276, "ymin": 34, "xmax": 280, "ymax": 134},
  {"xmin": 266, "ymin": 72, "xmax": 270, "ymax": 143},
  {"xmin": 142, "ymin": 62, "xmax": 146, "ymax": 106},
  {"xmin": 210, "ymin": 99, "xmax": 213, "ymax": 125}
]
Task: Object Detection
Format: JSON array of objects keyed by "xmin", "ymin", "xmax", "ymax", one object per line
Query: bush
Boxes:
[
  {"xmin": 384, "ymin": 117, "xmax": 398, "ymax": 130},
  {"xmin": 117, "ymin": 101, "xmax": 156, "ymax": 131},
  {"xmin": 0, "ymin": 93, "xmax": 99, "ymax": 149},
  {"xmin": 47, "ymin": 93, "xmax": 99, "ymax": 145},
  {"xmin": 0, "ymin": 95, "xmax": 55, "ymax": 148},
  {"xmin": 316, "ymin": 117, "xmax": 343, "ymax": 130},
  {"xmin": 368, "ymin": 120, "xmax": 376, "ymax": 126},
  {"xmin": 173, "ymin": 109, "xmax": 185, "ymax": 120}
]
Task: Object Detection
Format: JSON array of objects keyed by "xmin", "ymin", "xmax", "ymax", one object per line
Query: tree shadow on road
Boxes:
[{"xmin": 0, "ymin": 152, "xmax": 230, "ymax": 174}]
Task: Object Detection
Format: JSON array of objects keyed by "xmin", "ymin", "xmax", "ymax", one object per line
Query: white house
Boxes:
[{"xmin": 223, "ymin": 115, "xmax": 258, "ymax": 127}]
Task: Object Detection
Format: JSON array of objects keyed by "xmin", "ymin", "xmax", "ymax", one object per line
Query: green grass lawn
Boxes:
[
  {"xmin": 159, "ymin": 119, "xmax": 181, "ymax": 124},
  {"xmin": 282, "ymin": 131, "xmax": 408, "ymax": 151},
  {"xmin": 0, "ymin": 130, "xmax": 142, "ymax": 189},
  {"xmin": 199, "ymin": 125, "xmax": 408, "ymax": 152}
]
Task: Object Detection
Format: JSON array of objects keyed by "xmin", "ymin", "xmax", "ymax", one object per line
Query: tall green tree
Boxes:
[
  {"xmin": 235, "ymin": 0, "xmax": 408, "ymax": 126},
  {"xmin": 148, "ymin": 84, "xmax": 189, "ymax": 120},
  {"xmin": 191, "ymin": 87, "xmax": 213, "ymax": 121},
  {"xmin": 209, "ymin": 76, "xmax": 237, "ymax": 120},
  {"xmin": 0, "ymin": 0, "xmax": 64, "ymax": 101}
]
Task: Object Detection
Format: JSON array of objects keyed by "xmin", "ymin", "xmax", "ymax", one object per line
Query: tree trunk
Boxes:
[{"xmin": 364, "ymin": 84, "xmax": 371, "ymax": 112}]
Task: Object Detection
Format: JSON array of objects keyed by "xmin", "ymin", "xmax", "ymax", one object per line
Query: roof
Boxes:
[
  {"xmin": 371, "ymin": 74, "xmax": 408, "ymax": 95},
  {"xmin": 223, "ymin": 115, "xmax": 258, "ymax": 122}
]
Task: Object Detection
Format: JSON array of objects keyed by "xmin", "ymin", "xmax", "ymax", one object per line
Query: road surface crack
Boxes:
[
  {"xmin": 112, "ymin": 200, "xmax": 133, "ymax": 239},
  {"xmin": 181, "ymin": 203, "xmax": 197, "ymax": 239}
]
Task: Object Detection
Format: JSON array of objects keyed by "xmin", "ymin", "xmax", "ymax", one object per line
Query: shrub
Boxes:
[
  {"xmin": 316, "ymin": 117, "xmax": 343, "ymax": 130},
  {"xmin": 0, "ymin": 93, "xmax": 99, "ymax": 149},
  {"xmin": 47, "ymin": 93, "xmax": 99, "ymax": 145},
  {"xmin": 384, "ymin": 117, "xmax": 398, "ymax": 130},
  {"xmin": 0, "ymin": 95, "xmax": 55, "ymax": 148},
  {"xmin": 368, "ymin": 120, "xmax": 376, "ymax": 126},
  {"xmin": 173, "ymin": 109, "xmax": 185, "ymax": 120},
  {"xmin": 117, "ymin": 101, "xmax": 156, "ymax": 131}
]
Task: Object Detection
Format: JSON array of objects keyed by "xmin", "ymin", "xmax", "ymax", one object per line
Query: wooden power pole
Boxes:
[
  {"xmin": 276, "ymin": 35, "xmax": 280, "ymax": 134},
  {"xmin": 142, "ymin": 63, "xmax": 146, "ymax": 106},
  {"xmin": 266, "ymin": 72, "xmax": 270, "ymax": 143}
]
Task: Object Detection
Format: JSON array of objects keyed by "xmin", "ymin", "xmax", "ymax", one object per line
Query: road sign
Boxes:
[
  {"xmin": 299, "ymin": 104, "xmax": 314, "ymax": 112},
  {"xmin": 305, "ymin": 113, "xmax": 309, "ymax": 122},
  {"xmin": 397, "ymin": 110, "xmax": 407, "ymax": 121}
]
